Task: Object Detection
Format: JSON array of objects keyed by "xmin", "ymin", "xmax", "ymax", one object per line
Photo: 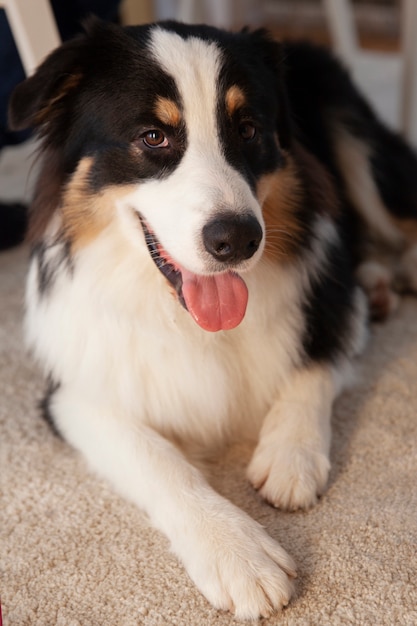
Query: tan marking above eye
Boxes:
[
  {"xmin": 225, "ymin": 85, "xmax": 246, "ymax": 117},
  {"xmin": 154, "ymin": 97, "xmax": 182, "ymax": 127}
]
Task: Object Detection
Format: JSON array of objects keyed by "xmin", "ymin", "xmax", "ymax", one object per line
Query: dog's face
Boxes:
[{"xmin": 10, "ymin": 21, "xmax": 292, "ymax": 331}]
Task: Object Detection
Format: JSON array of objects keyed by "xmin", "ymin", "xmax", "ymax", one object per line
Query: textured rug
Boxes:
[{"xmin": 1, "ymin": 244, "xmax": 417, "ymax": 626}]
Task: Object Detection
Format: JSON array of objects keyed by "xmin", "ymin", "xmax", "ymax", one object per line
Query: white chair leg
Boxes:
[
  {"xmin": 205, "ymin": 0, "xmax": 234, "ymax": 28},
  {"xmin": 401, "ymin": 0, "xmax": 417, "ymax": 144},
  {"xmin": 176, "ymin": 0, "xmax": 234, "ymax": 27},
  {"xmin": 2, "ymin": 0, "xmax": 60, "ymax": 76},
  {"xmin": 177, "ymin": 0, "xmax": 203, "ymax": 23},
  {"xmin": 322, "ymin": 0, "xmax": 358, "ymax": 67}
]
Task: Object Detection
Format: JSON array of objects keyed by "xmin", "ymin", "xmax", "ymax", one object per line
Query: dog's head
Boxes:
[{"xmin": 9, "ymin": 20, "xmax": 294, "ymax": 331}]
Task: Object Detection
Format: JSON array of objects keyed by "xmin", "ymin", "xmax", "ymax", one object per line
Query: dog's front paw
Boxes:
[
  {"xmin": 247, "ymin": 442, "xmax": 330, "ymax": 511},
  {"xmin": 178, "ymin": 508, "xmax": 296, "ymax": 620}
]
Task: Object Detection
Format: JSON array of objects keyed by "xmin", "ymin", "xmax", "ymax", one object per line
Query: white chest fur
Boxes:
[{"xmin": 25, "ymin": 227, "xmax": 306, "ymax": 448}]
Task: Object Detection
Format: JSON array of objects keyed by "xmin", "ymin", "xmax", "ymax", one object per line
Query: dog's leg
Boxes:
[
  {"xmin": 247, "ymin": 364, "xmax": 341, "ymax": 511},
  {"xmin": 356, "ymin": 260, "xmax": 399, "ymax": 320},
  {"xmin": 53, "ymin": 393, "xmax": 296, "ymax": 620}
]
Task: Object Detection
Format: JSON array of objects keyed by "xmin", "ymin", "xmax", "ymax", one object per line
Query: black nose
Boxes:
[{"xmin": 203, "ymin": 212, "xmax": 263, "ymax": 263}]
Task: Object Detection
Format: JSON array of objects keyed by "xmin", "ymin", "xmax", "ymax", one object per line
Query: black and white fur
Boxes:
[{"xmin": 9, "ymin": 20, "xmax": 417, "ymax": 620}]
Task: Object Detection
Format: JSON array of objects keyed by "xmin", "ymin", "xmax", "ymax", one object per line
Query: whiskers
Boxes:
[
  {"xmin": 139, "ymin": 213, "xmax": 182, "ymax": 293},
  {"xmin": 263, "ymin": 225, "xmax": 301, "ymax": 259}
]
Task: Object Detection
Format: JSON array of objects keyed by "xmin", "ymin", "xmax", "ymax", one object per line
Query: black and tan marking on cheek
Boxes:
[
  {"xmin": 259, "ymin": 143, "xmax": 341, "ymax": 263},
  {"xmin": 60, "ymin": 157, "xmax": 137, "ymax": 250},
  {"xmin": 258, "ymin": 154, "xmax": 306, "ymax": 262},
  {"xmin": 61, "ymin": 157, "xmax": 102, "ymax": 248},
  {"xmin": 293, "ymin": 143, "xmax": 341, "ymax": 220}
]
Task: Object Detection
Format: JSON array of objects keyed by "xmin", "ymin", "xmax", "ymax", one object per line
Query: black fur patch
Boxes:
[
  {"xmin": 302, "ymin": 237, "xmax": 356, "ymax": 363},
  {"xmin": 217, "ymin": 31, "xmax": 288, "ymax": 190}
]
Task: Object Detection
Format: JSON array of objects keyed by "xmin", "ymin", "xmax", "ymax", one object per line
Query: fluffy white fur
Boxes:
[
  {"xmin": 25, "ymin": 219, "xmax": 365, "ymax": 621},
  {"xmin": 24, "ymin": 31, "xmax": 368, "ymax": 620}
]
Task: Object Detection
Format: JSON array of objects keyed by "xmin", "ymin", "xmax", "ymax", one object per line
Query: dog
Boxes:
[{"xmin": 9, "ymin": 19, "xmax": 417, "ymax": 620}]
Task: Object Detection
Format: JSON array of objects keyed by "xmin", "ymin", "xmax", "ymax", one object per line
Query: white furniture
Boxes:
[
  {"xmin": 0, "ymin": 0, "xmax": 60, "ymax": 76},
  {"xmin": 323, "ymin": 0, "xmax": 417, "ymax": 142},
  {"xmin": 400, "ymin": 0, "xmax": 417, "ymax": 142}
]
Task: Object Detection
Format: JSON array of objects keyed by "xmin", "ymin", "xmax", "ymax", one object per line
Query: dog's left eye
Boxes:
[
  {"xmin": 142, "ymin": 130, "xmax": 170, "ymax": 149},
  {"xmin": 239, "ymin": 122, "xmax": 257, "ymax": 142}
]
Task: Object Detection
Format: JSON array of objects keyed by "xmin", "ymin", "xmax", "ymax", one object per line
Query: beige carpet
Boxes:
[{"xmin": 1, "ymin": 244, "xmax": 417, "ymax": 626}]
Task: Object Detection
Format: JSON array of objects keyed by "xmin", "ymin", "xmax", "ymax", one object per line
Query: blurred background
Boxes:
[
  {"xmin": 123, "ymin": 0, "xmax": 400, "ymax": 49},
  {"xmin": 0, "ymin": 0, "xmax": 416, "ymax": 234},
  {"xmin": 121, "ymin": 0, "xmax": 407, "ymax": 130}
]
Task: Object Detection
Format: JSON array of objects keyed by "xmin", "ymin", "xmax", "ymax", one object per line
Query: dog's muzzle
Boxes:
[{"xmin": 138, "ymin": 212, "xmax": 261, "ymax": 332}]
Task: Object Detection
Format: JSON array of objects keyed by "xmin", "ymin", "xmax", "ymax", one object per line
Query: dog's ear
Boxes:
[
  {"xmin": 8, "ymin": 34, "xmax": 87, "ymax": 132},
  {"xmin": 249, "ymin": 29, "xmax": 293, "ymax": 149},
  {"xmin": 8, "ymin": 17, "xmax": 118, "ymax": 132}
]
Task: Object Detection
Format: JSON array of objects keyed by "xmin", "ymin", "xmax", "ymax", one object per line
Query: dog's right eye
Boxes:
[
  {"xmin": 238, "ymin": 122, "xmax": 257, "ymax": 142},
  {"xmin": 142, "ymin": 130, "xmax": 169, "ymax": 149}
]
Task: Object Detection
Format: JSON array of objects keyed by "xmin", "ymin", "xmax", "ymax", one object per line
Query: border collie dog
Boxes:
[{"xmin": 9, "ymin": 20, "xmax": 417, "ymax": 620}]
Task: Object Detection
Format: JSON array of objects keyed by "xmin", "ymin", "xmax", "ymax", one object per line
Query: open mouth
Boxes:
[
  {"xmin": 138, "ymin": 214, "xmax": 249, "ymax": 332},
  {"xmin": 139, "ymin": 215, "xmax": 186, "ymax": 308}
]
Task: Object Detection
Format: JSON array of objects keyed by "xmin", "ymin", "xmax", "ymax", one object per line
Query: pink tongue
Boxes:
[{"xmin": 181, "ymin": 269, "xmax": 248, "ymax": 332}]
